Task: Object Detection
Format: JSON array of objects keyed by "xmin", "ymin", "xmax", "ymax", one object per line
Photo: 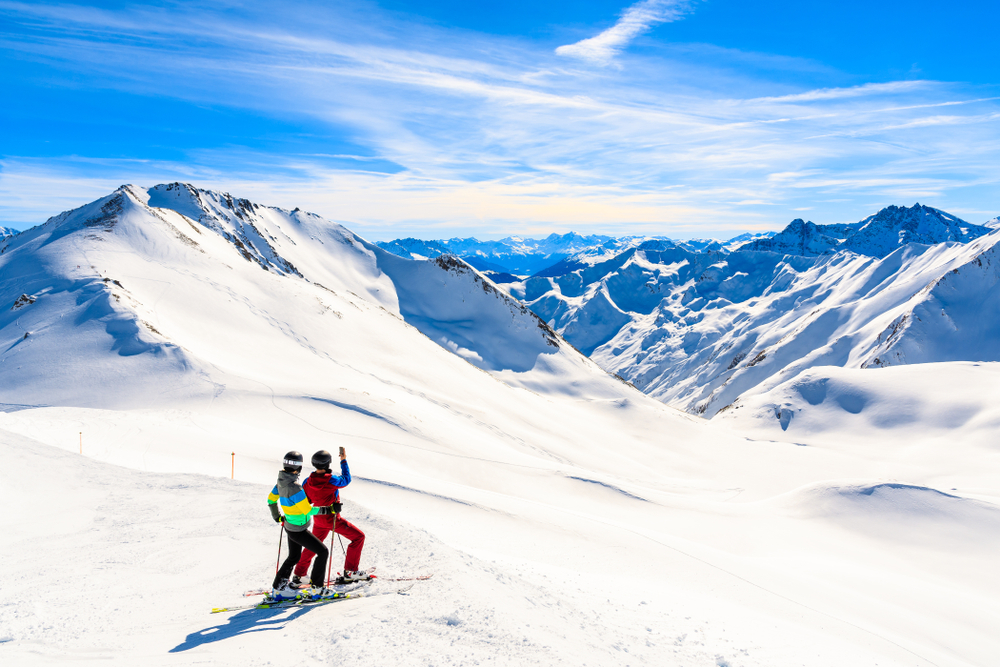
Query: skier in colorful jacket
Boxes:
[
  {"xmin": 267, "ymin": 451, "xmax": 329, "ymax": 590},
  {"xmin": 293, "ymin": 447, "xmax": 367, "ymax": 583}
]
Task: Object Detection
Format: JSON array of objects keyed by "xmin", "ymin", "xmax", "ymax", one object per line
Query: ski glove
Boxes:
[{"xmin": 268, "ymin": 503, "xmax": 283, "ymax": 523}]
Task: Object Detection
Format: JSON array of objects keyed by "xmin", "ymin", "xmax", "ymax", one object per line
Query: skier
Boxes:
[
  {"xmin": 291, "ymin": 446, "xmax": 368, "ymax": 585},
  {"xmin": 267, "ymin": 451, "xmax": 329, "ymax": 595}
]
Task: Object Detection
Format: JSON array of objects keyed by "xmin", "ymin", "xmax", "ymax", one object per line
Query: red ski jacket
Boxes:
[{"xmin": 303, "ymin": 460, "xmax": 351, "ymax": 507}]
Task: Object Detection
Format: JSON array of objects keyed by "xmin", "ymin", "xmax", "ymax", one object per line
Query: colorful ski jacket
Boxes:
[
  {"xmin": 303, "ymin": 459, "xmax": 352, "ymax": 507},
  {"xmin": 267, "ymin": 470, "xmax": 318, "ymax": 532}
]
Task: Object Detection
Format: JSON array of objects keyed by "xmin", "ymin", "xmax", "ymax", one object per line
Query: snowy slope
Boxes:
[
  {"xmin": 715, "ymin": 361, "xmax": 1000, "ymax": 449},
  {"xmin": 2, "ymin": 186, "xmax": 999, "ymax": 667}
]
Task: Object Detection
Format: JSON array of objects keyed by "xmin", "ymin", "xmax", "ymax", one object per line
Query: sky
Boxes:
[{"xmin": 1, "ymin": 0, "xmax": 998, "ymax": 241}]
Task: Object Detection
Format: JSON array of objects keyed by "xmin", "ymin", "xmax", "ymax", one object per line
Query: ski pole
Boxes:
[
  {"xmin": 327, "ymin": 513, "xmax": 336, "ymax": 586},
  {"xmin": 275, "ymin": 522, "xmax": 285, "ymax": 577}
]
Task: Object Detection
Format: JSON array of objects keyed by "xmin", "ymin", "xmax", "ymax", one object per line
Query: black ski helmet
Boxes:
[
  {"xmin": 283, "ymin": 450, "xmax": 304, "ymax": 472},
  {"xmin": 311, "ymin": 449, "xmax": 333, "ymax": 470}
]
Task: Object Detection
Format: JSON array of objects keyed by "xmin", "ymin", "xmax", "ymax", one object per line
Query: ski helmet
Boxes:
[
  {"xmin": 311, "ymin": 449, "xmax": 333, "ymax": 470},
  {"xmin": 283, "ymin": 450, "xmax": 304, "ymax": 472}
]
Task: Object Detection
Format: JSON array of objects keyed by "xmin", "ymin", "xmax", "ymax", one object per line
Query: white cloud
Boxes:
[{"xmin": 555, "ymin": 0, "xmax": 696, "ymax": 64}]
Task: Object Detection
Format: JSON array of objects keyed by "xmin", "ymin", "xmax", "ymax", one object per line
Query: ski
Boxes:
[
  {"xmin": 242, "ymin": 568, "xmax": 380, "ymax": 597},
  {"xmin": 243, "ymin": 580, "xmax": 370, "ymax": 598},
  {"xmin": 213, "ymin": 583, "xmax": 413, "ymax": 614}
]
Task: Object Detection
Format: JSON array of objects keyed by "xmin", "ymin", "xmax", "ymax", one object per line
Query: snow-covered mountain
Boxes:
[
  {"xmin": 740, "ymin": 218, "xmax": 860, "ymax": 256},
  {"xmin": 0, "ymin": 183, "xmax": 620, "ymax": 411},
  {"xmin": 3, "ymin": 185, "xmax": 1000, "ymax": 666},
  {"xmin": 843, "ymin": 203, "xmax": 990, "ymax": 256},
  {"xmin": 741, "ymin": 204, "xmax": 990, "ymax": 258},
  {"xmin": 0, "ymin": 226, "xmax": 17, "ymax": 239},
  {"xmin": 506, "ymin": 204, "xmax": 1000, "ymax": 416}
]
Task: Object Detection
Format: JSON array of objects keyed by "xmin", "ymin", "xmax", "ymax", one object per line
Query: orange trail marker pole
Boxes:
[{"xmin": 231, "ymin": 452, "xmax": 235, "ymax": 479}]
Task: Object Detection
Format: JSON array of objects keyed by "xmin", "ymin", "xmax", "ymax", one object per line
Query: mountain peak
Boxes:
[{"xmin": 843, "ymin": 202, "xmax": 990, "ymax": 257}]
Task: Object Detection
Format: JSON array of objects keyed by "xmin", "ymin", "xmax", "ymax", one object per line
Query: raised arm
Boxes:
[{"xmin": 328, "ymin": 458, "xmax": 351, "ymax": 488}]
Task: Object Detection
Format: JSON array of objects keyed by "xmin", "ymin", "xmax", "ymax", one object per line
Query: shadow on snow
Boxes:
[{"xmin": 170, "ymin": 605, "xmax": 319, "ymax": 652}]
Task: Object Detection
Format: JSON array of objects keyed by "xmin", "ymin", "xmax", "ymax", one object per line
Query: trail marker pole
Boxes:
[
  {"xmin": 79, "ymin": 432, "xmax": 82, "ymax": 455},
  {"xmin": 231, "ymin": 452, "xmax": 235, "ymax": 479}
]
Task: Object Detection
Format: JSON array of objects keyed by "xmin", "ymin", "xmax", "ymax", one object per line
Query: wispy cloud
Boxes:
[{"xmin": 555, "ymin": 0, "xmax": 697, "ymax": 64}]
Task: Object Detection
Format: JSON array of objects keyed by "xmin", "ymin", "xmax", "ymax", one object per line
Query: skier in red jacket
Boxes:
[{"xmin": 292, "ymin": 447, "xmax": 367, "ymax": 585}]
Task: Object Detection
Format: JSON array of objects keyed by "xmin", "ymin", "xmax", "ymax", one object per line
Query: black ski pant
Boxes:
[{"xmin": 274, "ymin": 527, "xmax": 329, "ymax": 588}]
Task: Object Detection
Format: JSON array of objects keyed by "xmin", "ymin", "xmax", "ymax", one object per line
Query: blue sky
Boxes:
[{"xmin": 1, "ymin": 0, "xmax": 998, "ymax": 240}]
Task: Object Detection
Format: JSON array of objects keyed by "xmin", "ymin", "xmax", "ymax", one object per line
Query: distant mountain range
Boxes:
[
  {"xmin": 375, "ymin": 232, "xmax": 776, "ymax": 277},
  {"xmin": 502, "ymin": 203, "xmax": 1000, "ymax": 416}
]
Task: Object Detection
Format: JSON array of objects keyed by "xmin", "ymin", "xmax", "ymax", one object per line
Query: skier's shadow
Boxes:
[{"xmin": 169, "ymin": 605, "xmax": 317, "ymax": 652}]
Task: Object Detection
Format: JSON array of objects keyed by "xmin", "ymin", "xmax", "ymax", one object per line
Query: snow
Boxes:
[{"xmin": 1, "ymin": 184, "xmax": 998, "ymax": 666}]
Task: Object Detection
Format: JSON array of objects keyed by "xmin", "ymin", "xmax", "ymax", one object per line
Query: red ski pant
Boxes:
[{"xmin": 294, "ymin": 514, "xmax": 365, "ymax": 577}]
